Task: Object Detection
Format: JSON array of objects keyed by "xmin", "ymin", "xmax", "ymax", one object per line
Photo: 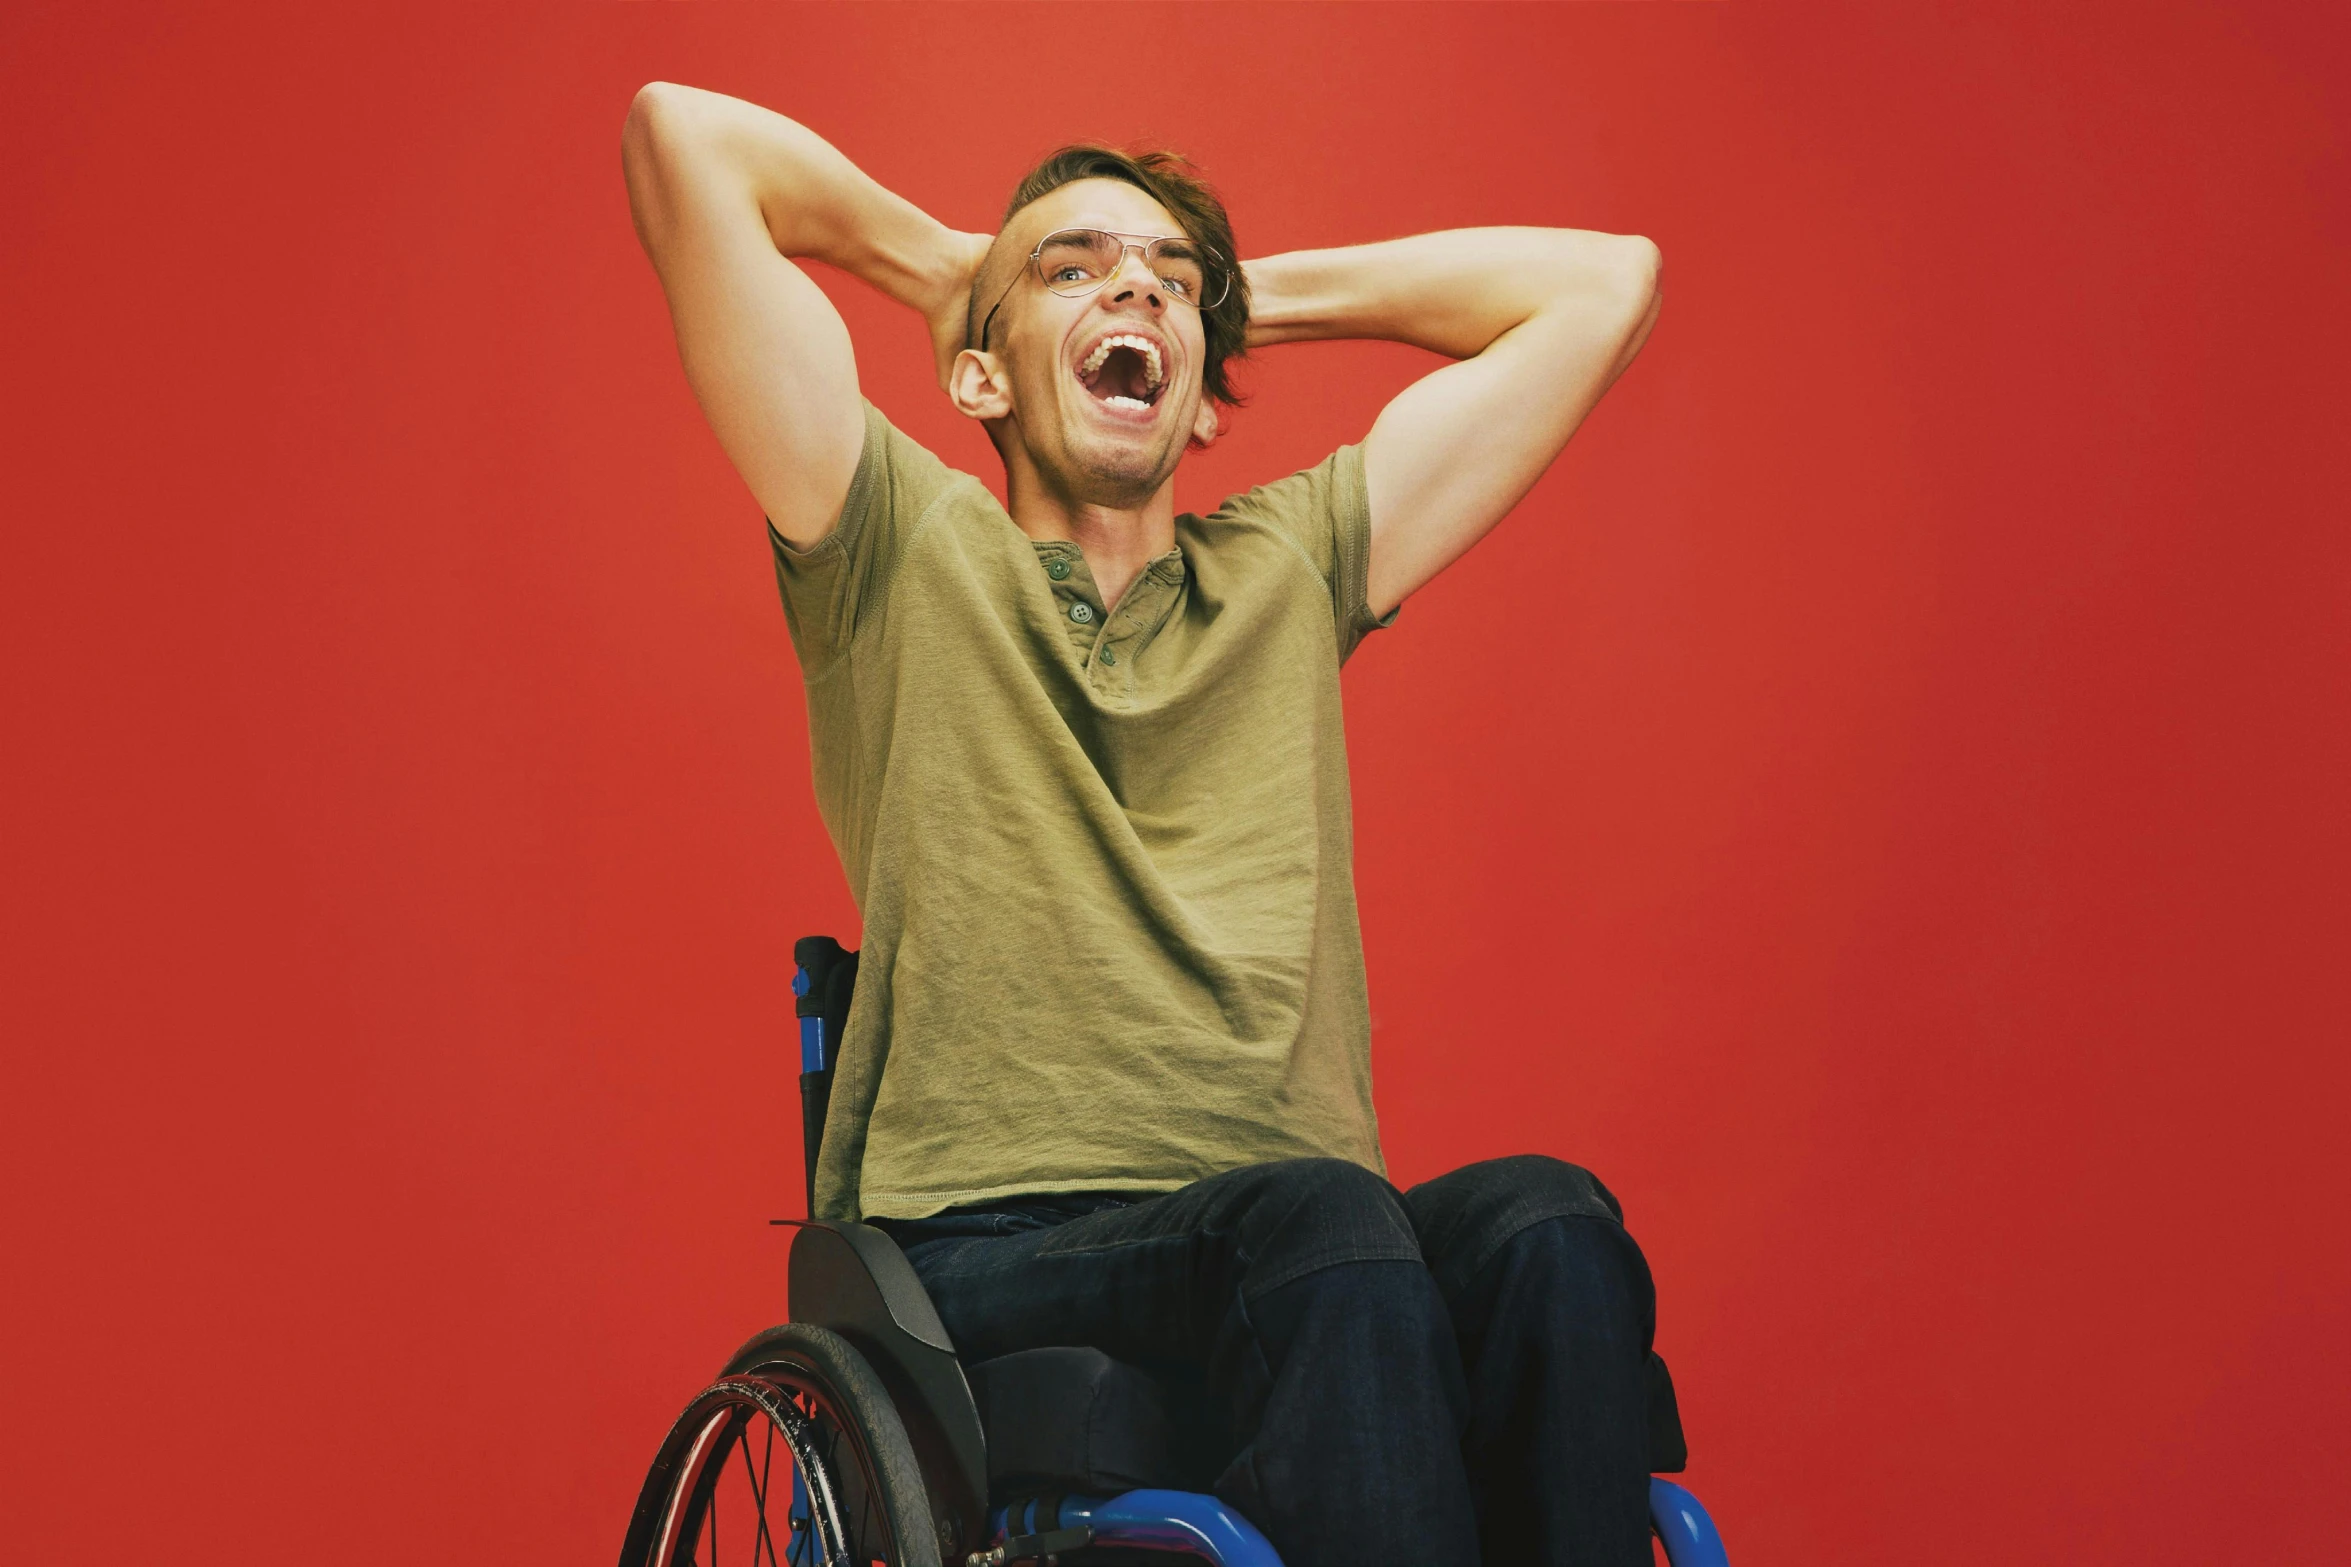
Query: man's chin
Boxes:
[{"xmin": 1058, "ymin": 423, "xmax": 1181, "ymax": 501}]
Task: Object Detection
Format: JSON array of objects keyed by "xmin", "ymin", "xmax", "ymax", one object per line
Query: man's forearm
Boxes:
[
  {"xmin": 624, "ymin": 84, "xmax": 969, "ymax": 318},
  {"xmin": 1244, "ymin": 227, "xmax": 1658, "ymax": 362}
]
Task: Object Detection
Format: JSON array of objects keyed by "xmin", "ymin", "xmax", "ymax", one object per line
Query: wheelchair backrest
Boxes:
[{"xmin": 793, "ymin": 934, "xmax": 859, "ymax": 1216}]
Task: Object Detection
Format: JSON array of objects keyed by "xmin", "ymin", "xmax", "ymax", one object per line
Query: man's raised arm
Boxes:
[
  {"xmin": 622, "ymin": 84, "xmax": 989, "ymax": 547},
  {"xmin": 1245, "ymin": 228, "xmax": 1662, "ymax": 614}
]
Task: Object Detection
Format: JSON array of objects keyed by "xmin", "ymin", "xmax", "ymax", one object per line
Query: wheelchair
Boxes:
[{"xmin": 619, "ymin": 938, "xmax": 1733, "ymax": 1567}]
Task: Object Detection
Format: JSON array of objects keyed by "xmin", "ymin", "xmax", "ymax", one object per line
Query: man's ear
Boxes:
[
  {"xmin": 948, "ymin": 349, "xmax": 1014, "ymax": 422},
  {"xmin": 1186, "ymin": 397, "xmax": 1221, "ymax": 452}
]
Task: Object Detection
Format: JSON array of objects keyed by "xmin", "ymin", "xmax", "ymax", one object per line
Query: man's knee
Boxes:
[
  {"xmin": 1494, "ymin": 1212, "xmax": 1651, "ymax": 1311},
  {"xmin": 1403, "ymin": 1153, "xmax": 1628, "ymax": 1301},
  {"xmin": 1231, "ymin": 1157, "xmax": 1423, "ymax": 1297}
]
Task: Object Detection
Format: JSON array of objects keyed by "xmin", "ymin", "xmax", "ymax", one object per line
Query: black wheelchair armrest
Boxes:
[
  {"xmin": 792, "ymin": 1219, "xmax": 957, "ymax": 1353},
  {"xmin": 788, "ymin": 1220, "xmax": 990, "ymax": 1554}
]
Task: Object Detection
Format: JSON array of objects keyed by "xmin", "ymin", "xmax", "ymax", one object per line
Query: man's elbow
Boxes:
[
  {"xmin": 624, "ymin": 82, "xmax": 694, "ymax": 177},
  {"xmin": 1604, "ymin": 233, "xmax": 1662, "ymax": 320},
  {"xmin": 623, "ymin": 83, "xmax": 704, "ymax": 250},
  {"xmin": 1538, "ymin": 230, "xmax": 1661, "ymax": 327},
  {"xmin": 1603, "ymin": 236, "xmax": 1663, "ymax": 373},
  {"xmin": 1623, "ymin": 234, "xmax": 1662, "ymax": 288}
]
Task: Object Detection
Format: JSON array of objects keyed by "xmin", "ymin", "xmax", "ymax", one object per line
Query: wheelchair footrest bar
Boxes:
[
  {"xmin": 967, "ymin": 1525, "xmax": 1092, "ymax": 1566},
  {"xmin": 984, "ymin": 1490, "xmax": 1283, "ymax": 1567}
]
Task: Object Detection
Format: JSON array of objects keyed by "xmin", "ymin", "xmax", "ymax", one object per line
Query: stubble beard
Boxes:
[
  {"xmin": 1066, "ymin": 430, "xmax": 1178, "ymax": 507},
  {"xmin": 1033, "ymin": 382, "xmax": 1190, "ymax": 510}
]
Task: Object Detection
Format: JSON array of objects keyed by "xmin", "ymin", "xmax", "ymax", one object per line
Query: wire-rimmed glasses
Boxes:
[{"xmin": 978, "ymin": 228, "xmax": 1232, "ymax": 351}]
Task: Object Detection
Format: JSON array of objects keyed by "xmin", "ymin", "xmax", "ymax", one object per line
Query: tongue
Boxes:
[{"xmin": 1090, "ymin": 346, "xmax": 1151, "ymax": 402}]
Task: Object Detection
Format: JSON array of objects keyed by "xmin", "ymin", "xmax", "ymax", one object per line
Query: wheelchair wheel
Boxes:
[{"xmin": 620, "ymin": 1323, "xmax": 942, "ymax": 1567}]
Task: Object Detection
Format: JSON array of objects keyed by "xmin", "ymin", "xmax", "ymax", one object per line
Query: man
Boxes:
[{"xmin": 624, "ymin": 82, "xmax": 1664, "ymax": 1567}]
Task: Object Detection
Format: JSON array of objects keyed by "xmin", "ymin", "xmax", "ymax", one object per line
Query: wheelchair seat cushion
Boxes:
[{"xmin": 965, "ymin": 1347, "xmax": 1224, "ymax": 1497}]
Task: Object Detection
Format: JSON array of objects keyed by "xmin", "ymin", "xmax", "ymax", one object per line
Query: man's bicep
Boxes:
[
  {"xmin": 638, "ymin": 159, "xmax": 864, "ymax": 548},
  {"xmin": 1361, "ymin": 252, "xmax": 1659, "ymax": 614},
  {"xmin": 1360, "ymin": 314, "xmax": 1620, "ymax": 615}
]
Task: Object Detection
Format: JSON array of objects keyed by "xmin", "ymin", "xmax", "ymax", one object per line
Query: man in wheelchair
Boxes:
[{"xmin": 623, "ymin": 83, "xmax": 1681, "ymax": 1567}]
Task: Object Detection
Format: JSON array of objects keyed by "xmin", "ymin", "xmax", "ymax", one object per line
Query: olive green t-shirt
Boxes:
[{"xmin": 773, "ymin": 401, "xmax": 1393, "ymax": 1220}]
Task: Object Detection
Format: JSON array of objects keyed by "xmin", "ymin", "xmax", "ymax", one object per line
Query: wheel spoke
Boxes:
[{"xmin": 737, "ymin": 1415, "xmax": 786, "ymax": 1567}]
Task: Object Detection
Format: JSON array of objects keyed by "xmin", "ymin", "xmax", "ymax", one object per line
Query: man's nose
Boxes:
[{"xmin": 1103, "ymin": 247, "xmax": 1165, "ymax": 309}]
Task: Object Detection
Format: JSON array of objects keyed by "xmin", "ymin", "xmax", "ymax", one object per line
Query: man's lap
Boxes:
[
  {"xmin": 872, "ymin": 1154, "xmax": 1637, "ymax": 1365},
  {"xmin": 871, "ymin": 1158, "xmax": 1412, "ymax": 1362}
]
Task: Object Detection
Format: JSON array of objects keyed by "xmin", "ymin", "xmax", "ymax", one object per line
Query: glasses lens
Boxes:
[
  {"xmin": 1036, "ymin": 230, "xmax": 1123, "ymax": 296},
  {"xmin": 1036, "ymin": 230, "xmax": 1228, "ymax": 309},
  {"xmin": 1143, "ymin": 239, "xmax": 1216, "ymax": 306}
]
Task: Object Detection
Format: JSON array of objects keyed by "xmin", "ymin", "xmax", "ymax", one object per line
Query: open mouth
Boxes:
[{"xmin": 1076, "ymin": 332, "xmax": 1167, "ymax": 413}]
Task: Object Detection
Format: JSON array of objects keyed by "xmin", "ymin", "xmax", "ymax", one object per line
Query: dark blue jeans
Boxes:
[{"xmin": 872, "ymin": 1155, "xmax": 1656, "ymax": 1567}]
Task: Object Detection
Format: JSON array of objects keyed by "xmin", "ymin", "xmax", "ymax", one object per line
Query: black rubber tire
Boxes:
[{"xmin": 619, "ymin": 1323, "xmax": 943, "ymax": 1567}]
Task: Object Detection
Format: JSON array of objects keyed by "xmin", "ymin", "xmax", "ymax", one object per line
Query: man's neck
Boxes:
[{"xmin": 1004, "ymin": 459, "xmax": 1177, "ymax": 611}]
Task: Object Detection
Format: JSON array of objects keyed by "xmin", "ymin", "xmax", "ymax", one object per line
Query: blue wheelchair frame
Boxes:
[
  {"xmin": 790, "ymin": 942, "xmax": 1731, "ymax": 1567},
  {"xmin": 980, "ymin": 1483, "xmax": 1726, "ymax": 1567}
]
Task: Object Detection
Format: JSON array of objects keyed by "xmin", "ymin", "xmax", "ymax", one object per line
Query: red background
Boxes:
[{"xmin": 4, "ymin": 4, "xmax": 2345, "ymax": 1562}]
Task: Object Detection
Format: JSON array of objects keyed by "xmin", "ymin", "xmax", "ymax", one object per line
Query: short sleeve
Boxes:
[
  {"xmin": 769, "ymin": 401, "xmax": 962, "ymax": 672},
  {"xmin": 1211, "ymin": 443, "xmax": 1399, "ymax": 663}
]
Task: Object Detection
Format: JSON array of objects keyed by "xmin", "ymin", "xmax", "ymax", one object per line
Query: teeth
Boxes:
[
  {"xmin": 1079, "ymin": 333, "xmax": 1164, "ymax": 388},
  {"xmin": 1101, "ymin": 395, "xmax": 1151, "ymax": 411}
]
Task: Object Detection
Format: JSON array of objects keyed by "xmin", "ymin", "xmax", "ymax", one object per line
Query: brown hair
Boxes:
[{"xmin": 969, "ymin": 145, "xmax": 1250, "ymax": 407}]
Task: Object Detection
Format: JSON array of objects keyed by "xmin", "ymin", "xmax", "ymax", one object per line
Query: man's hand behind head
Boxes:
[{"xmin": 925, "ymin": 230, "xmax": 996, "ymax": 391}]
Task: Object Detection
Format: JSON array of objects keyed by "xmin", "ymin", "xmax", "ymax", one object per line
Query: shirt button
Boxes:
[
  {"xmin": 1069, "ymin": 602, "xmax": 1095, "ymax": 625},
  {"xmin": 1099, "ymin": 646, "xmax": 1117, "ymax": 666},
  {"xmin": 1045, "ymin": 558, "xmax": 1072, "ymax": 581}
]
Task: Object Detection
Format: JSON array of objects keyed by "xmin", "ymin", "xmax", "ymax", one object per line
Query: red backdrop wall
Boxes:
[{"xmin": 5, "ymin": 4, "xmax": 2345, "ymax": 1562}]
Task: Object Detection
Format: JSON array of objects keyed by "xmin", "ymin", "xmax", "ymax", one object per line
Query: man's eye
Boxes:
[
  {"xmin": 1052, "ymin": 265, "xmax": 1092, "ymax": 284},
  {"xmin": 1160, "ymin": 275, "xmax": 1195, "ymax": 298}
]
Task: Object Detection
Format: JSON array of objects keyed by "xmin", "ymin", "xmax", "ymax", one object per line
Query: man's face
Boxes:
[{"xmin": 971, "ymin": 179, "xmax": 1219, "ymax": 505}]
